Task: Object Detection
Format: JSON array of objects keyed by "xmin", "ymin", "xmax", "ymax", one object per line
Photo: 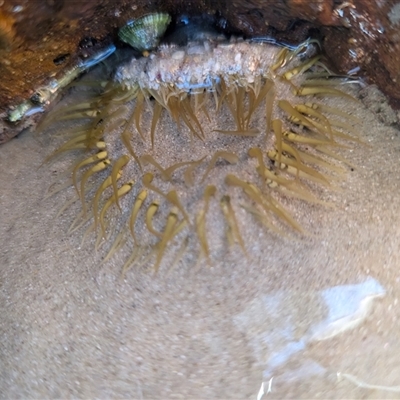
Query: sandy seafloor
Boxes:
[{"xmin": 1, "ymin": 67, "xmax": 400, "ymax": 400}]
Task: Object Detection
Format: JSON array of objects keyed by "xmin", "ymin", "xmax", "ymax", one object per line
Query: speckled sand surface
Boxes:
[{"xmin": 1, "ymin": 77, "xmax": 400, "ymax": 399}]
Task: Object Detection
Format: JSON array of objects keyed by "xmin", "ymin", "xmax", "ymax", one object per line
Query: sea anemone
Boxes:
[{"xmin": 41, "ymin": 18, "xmax": 362, "ymax": 275}]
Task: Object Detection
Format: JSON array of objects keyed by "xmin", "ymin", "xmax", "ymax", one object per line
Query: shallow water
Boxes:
[{"xmin": 1, "ymin": 66, "xmax": 400, "ymax": 398}]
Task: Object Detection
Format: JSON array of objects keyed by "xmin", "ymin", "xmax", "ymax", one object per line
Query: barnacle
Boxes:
[{"xmin": 42, "ymin": 34, "xmax": 362, "ymax": 274}]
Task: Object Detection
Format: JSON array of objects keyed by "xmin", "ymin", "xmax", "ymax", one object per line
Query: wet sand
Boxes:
[{"xmin": 1, "ymin": 78, "xmax": 400, "ymax": 399}]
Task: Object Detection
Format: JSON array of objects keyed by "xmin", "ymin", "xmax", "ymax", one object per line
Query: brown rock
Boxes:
[{"xmin": 1, "ymin": 0, "xmax": 400, "ymax": 143}]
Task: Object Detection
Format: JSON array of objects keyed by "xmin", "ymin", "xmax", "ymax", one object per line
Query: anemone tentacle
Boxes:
[{"xmin": 43, "ymin": 37, "xmax": 362, "ymax": 274}]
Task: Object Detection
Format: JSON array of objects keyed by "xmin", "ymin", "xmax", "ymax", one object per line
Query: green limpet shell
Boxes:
[{"xmin": 118, "ymin": 13, "xmax": 171, "ymax": 52}]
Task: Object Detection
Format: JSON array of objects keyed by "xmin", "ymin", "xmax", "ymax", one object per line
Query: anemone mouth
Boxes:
[{"xmin": 42, "ymin": 39, "xmax": 362, "ymax": 275}]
